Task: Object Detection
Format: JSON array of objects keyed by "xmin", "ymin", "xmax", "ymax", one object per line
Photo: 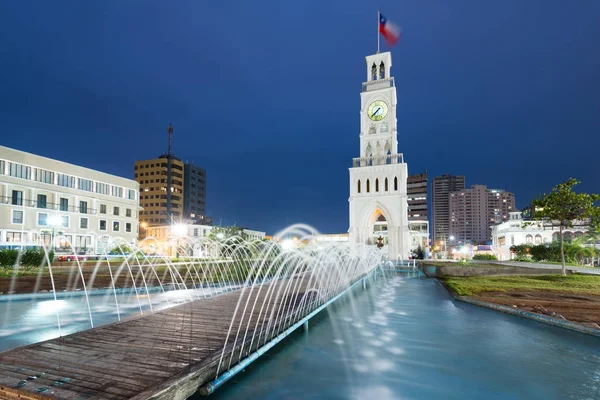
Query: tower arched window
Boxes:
[
  {"xmin": 375, "ymin": 178, "xmax": 379, "ymax": 192},
  {"xmin": 379, "ymin": 62, "xmax": 385, "ymax": 79},
  {"xmin": 366, "ymin": 179, "xmax": 370, "ymax": 193},
  {"xmin": 385, "ymin": 178, "xmax": 389, "ymax": 191},
  {"xmin": 357, "ymin": 180, "xmax": 361, "ymax": 194},
  {"xmin": 394, "ymin": 177, "xmax": 398, "ymax": 191},
  {"xmin": 371, "ymin": 63, "xmax": 377, "ymax": 81}
]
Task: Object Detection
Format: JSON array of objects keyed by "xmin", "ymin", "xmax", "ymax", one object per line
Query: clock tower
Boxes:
[{"xmin": 348, "ymin": 51, "xmax": 410, "ymax": 260}]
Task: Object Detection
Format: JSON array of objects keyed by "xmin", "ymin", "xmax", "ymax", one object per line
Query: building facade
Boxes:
[
  {"xmin": 407, "ymin": 172, "xmax": 427, "ymax": 221},
  {"xmin": 0, "ymin": 145, "xmax": 139, "ymax": 254},
  {"xmin": 134, "ymin": 155, "xmax": 184, "ymax": 226},
  {"xmin": 431, "ymin": 174, "xmax": 465, "ymax": 243},
  {"xmin": 450, "ymin": 184, "xmax": 515, "ymax": 244},
  {"xmin": 491, "ymin": 212, "xmax": 587, "ymax": 260},
  {"xmin": 139, "ymin": 223, "xmax": 265, "ymax": 256},
  {"xmin": 183, "ymin": 163, "xmax": 206, "ymax": 221},
  {"xmin": 348, "ymin": 51, "xmax": 410, "ymax": 260},
  {"xmin": 407, "ymin": 172, "xmax": 429, "ymax": 254}
]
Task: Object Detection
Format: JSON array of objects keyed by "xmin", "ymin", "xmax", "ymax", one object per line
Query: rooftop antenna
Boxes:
[{"xmin": 166, "ymin": 123, "xmax": 174, "ymax": 223}]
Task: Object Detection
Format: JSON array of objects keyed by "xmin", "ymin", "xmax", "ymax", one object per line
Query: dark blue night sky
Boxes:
[{"xmin": 1, "ymin": 1, "xmax": 599, "ymax": 234}]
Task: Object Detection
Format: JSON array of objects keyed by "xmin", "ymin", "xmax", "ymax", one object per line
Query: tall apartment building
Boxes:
[
  {"xmin": 0, "ymin": 145, "xmax": 139, "ymax": 254},
  {"xmin": 183, "ymin": 163, "xmax": 206, "ymax": 220},
  {"xmin": 134, "ymin": 155, "xmax": 184, "ymax": 226},
  {"xmin": 449, "ymin": 184, "xmax": 515, "ymax": 244},
  {"xmin": 407, "ymin": 172, "xmax": 427, "ymax": 221},
  {"xmin": 407, "ymin": 172, "xmax": 429, "ymax": 252},
  {"xmin": 431, "ymin": 175, "xmax": 465, "ymax": 243}
]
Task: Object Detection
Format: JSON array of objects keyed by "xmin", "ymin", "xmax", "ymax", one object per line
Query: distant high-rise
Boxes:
[
  {"xmin": 449, "ymin": 185, "xmax": 515, "ymax": 244},
  {"xmin": 407, "ymin": 172, "xmax": 427, "ymax": 221},
  {"xmin": 432, "ymin": 175, "xmax": 465, "ymax": 243},
  {"xmin": 134, "ymin": 155, "xmax": 184, "ymax": 226},
  {"xmin": 407, "ymin": 172, "xmax": 429, "ymax": 253},
  {"xmin": 183, "ymin": 163, "xmax": 206, "ymax": 221}
]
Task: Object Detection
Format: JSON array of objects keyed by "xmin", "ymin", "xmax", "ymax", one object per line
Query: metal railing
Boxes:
[
  {"xmin": 361, "ymin": 77, "xmax": 395, "ymax": 92},
  {"xmin": 0, "ymin": 196, "xmax": 96, "ymax": 214},
  {"xmin": 352, "ymin": 154, "xmax": 404, "ymax": 167}
]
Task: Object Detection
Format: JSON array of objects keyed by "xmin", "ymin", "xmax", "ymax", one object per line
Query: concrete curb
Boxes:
[{"xmin": 453, "ymin": 293, "xmax": 600, "ymax": 338}]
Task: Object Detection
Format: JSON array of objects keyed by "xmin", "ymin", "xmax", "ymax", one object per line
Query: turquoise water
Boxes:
[{"xmin": 202, "ymin": 273, "xmax": 600, "ymax": 400}]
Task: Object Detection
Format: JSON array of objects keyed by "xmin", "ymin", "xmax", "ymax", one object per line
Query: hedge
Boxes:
[
  {"xmin": 472, "ymin": 254, "xmax": 497, "ymax": 261},
  {"xmin": 0, "ymin": 248, "xmax": 55, "ymax": 268}
]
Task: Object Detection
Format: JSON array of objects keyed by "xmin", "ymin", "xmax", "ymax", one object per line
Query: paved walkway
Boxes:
[
  {"xmin": 0, "ymin": 275, "xmax": 319, "ymax": 400},
  {"xmin": 470, "ymin": 260, "xmax": 600, "ymax": 276}
]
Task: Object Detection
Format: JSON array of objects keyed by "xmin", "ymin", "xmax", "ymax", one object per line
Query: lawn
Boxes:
[{"xmin": 443, "ymin": 275, "xmax": 600, "ymax": 297}]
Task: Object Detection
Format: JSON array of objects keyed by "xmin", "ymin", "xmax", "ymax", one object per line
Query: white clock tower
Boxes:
[{"xmin": 348, "ymin": 51, "xmax": 410, "ymax": 260}]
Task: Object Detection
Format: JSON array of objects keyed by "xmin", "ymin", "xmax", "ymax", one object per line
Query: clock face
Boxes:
[{"xmin": 368, "ymin": 100, "xmax": 388, "ymax": 121}]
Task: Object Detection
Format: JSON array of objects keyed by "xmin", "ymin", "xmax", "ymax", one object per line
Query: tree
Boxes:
[
  {"xmin": 531, "ymin": 178, "xmax": 600, "ymax": 276},
  {"xmin": 415, "ymin": 246, "xmax": 425, "ymax": 260},
  {"xmin": 207, "ymin": 226, "xmax": 248, "ymax": 242},
  {"xmin": 109, "ymin": 243, "xmax": 134, "ymax": 255}
]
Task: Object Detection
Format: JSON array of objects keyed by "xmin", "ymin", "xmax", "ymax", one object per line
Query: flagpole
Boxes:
[{"xmin": 377, "ymin": 10, "xmax": 380, "ymax": 53}]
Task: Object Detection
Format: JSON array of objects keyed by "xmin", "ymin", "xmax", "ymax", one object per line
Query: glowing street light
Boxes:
[
  {"xmin": 172, "ymin": 223, "xmax": 186, "ymax": 237},
  {"xmin": 281, "ymin": 239, "xmax": 295, "ymax": 250},
  {"xmin": 47, "ymin": 215, "xmax": 62, "ymax": 251}
]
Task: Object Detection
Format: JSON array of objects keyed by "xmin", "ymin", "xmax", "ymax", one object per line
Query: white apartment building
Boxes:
[
  {"xmin": 0, "ymin": 145, "xmax": 139, "ymax": 254},
  {"xmin": 491, "ymin": 211, "xmax": 587, "ymax": 260}
]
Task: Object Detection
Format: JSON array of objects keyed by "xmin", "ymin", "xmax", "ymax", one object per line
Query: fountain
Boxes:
[
  {"xmin": 0, "ymin": 224, "xmax": 388, "ymax": 399},
  {"xmin": 1, "ymin": 225, "xmax": 599, "ymax": 400}
]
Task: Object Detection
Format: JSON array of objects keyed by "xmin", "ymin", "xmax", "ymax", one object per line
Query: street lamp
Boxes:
[
  {"xmin": 172, "ymin": 223, "xmax": 186, "ymax": 257},
  {"xmin": 47, "ymin": 215, "xmax": 61, "ymax": 252}
]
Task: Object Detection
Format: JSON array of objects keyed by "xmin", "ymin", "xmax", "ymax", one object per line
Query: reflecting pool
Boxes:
[{"xmin": 202, "ymin": 273, "xmax": 600, "ymax": 400}]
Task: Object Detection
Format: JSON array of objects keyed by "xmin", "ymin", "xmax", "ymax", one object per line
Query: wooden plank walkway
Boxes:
[{"xmin": 0, "ymin": 275, "xmax": 318, "ymax": 399}]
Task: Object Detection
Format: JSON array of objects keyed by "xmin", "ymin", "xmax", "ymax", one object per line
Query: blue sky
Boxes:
[{"xmin": 1, "ymin": 1, "xmax": 599, "ymax": 234}]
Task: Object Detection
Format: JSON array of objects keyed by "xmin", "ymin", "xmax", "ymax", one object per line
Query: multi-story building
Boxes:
[
  {"xmin": 449, "ymin": 184, "xmax": 515, "ymax": 244},
  {"xmin": 491, "ymin": 211, "xmax": 587, "ymax": 260},
  {"xmin": 139, "ymin": 223, "xmax": 265, "ymax": 256},
  {"xmin": 407, "ymin": 172, "xmax": 427, "ymax": 221},
  {"xmin": 407, "ymin": 172, "xmax": 429, "ymax": 254},
  {"xmin": 183, "ymin": 163, "xmax": 206, "ymax": 221},
  {"xmin": 432, "ymin": 175, "xmax": 465, "ymax": 243},
  {"xmin": 0, "ymin": 145, "xmax": 139, "ymax": 254},
  {"xmin": 134, "ymin": 155, "xmax": 184, "ymax": 226}
]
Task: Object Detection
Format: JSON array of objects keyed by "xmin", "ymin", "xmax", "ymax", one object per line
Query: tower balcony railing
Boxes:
[
  {"xmin": 352, "ymin": 154, "xmax": 404, "ymax": 167},
  {"xmin": 362, "ymin": 77, "xmax": 395, "ymax": 92}
]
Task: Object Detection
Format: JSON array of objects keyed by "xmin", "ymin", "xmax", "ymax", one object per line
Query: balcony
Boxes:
[
  {"xmin": 352, "ymin": 154, "xmax": 404, "ymax": 168},
  {"xmin": 0, "ymin": 197, "xmax": 96, "ymax": 214},
  {"xmin": 362, "ymin": 77, "xmax": 395, "ymax": 92}
]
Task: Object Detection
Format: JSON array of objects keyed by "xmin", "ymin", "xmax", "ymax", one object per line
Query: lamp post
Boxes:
[
  {"xmin": 47, "ymin": 215, "xmax": 61, "ymax": 252},
  {"xmin": 140, "ymin": 222, "xmax": 148, "ymax": 239},
  {"xmin": 172, "ymin": 223, "xmax": 186, "ymax": 257}
]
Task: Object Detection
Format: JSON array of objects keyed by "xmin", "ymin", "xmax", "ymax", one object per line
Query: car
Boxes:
[{"xmin": 55, "ymin": 254, "xmax": 101, "ymax": 262}]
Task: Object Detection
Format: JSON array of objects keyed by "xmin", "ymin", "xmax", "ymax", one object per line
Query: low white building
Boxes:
[
  {"xmin": 409, "ymin": 220, "xmax": 429, "ymax": 255},
  {"xmin": 0, "ymin": 145, "xmax": 139, "ymax": 254},
  {"xmin": 491, "ymin": 212, "xmax": 587, "ymax": 260},
  {"xmin": 314, "ymin": 233, "xmax": 349, "ymax": 242},
  {"xmin": 139, "ymin": 223, "xmax": 266, "ymax": 256}
]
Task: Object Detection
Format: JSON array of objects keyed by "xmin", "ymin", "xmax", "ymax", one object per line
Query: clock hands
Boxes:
[{"xmin": 373, "ymin": 107, "xmax": 381, "ymax": 116}]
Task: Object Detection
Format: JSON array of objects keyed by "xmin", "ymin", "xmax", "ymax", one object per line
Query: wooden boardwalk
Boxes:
[{"xmin": 0, "ymin": 276, "xmax": 317, "ymax": 399}]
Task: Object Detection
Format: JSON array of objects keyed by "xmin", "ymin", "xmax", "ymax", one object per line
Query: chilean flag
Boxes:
[{"xmin": 379, "ymin": 13, "xmax": 401, "ymax": 45}]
